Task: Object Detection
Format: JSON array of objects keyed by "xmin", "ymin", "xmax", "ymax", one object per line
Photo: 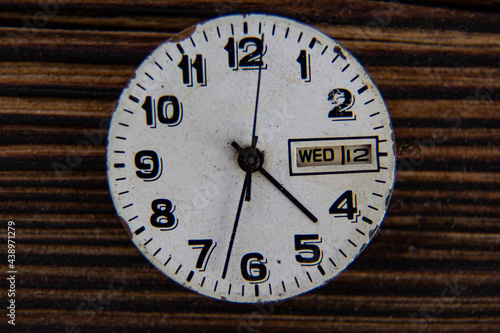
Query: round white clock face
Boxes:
[{"xmin": 107, "ymin": 14, "xmax": 395, "ymax": 303}]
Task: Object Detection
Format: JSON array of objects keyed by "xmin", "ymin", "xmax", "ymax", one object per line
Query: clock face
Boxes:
[{"xmin": 107, "ymin": 14, "xmax": 395, "ymax": 303}]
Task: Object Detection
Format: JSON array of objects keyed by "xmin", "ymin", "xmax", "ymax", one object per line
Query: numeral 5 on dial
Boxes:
[{"xmin": 295, "ymin": 234, "xmax": 323, "ymax": 265}]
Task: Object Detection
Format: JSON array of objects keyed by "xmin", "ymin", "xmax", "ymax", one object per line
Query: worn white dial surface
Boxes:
[{"xmin": 107, "ymin": 14, "xmax": 395, "ymax": 303}]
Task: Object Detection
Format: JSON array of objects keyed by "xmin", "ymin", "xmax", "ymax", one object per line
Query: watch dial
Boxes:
[{"xmin": 107, "ymin": 14, "xmax": 395, "ymax": 303}]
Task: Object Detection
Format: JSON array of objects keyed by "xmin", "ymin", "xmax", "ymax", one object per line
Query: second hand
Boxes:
[
  {"xmin": 222, "ymin": 33, "xmax": 265, "ymax": 279},
  {"xmin": 246, "ymin": 33, "xmax": 265, "ymax": 202}
]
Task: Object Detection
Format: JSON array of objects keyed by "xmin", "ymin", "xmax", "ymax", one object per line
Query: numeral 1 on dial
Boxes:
[{"xmin": 297, "ymin": 50, "xmax": 311, "ymax": 82}]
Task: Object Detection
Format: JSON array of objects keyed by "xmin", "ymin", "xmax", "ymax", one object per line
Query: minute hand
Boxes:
[{"xmin": 257, "ymin": 166, "xmax": 318, "ymax": 223}]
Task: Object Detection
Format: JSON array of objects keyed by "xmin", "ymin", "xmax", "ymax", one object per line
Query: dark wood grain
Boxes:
[{"xmin": 1, "ymin": 0, "xmax": 499, "ymax": 332}]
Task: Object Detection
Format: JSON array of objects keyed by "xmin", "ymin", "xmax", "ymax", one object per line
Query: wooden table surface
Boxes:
[{"xmin": 1, "ymin": 1, "xmax": 499, "ymax": 332}]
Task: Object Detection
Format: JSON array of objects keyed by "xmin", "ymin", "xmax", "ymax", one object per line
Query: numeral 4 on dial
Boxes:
[{"xmin": 330, "ymin": 190, "xmax": 358, "ymax": 221}]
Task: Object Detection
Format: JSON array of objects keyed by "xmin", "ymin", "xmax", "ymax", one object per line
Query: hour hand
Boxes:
[
  {"xmin": 231, "ymin": 141, "xmax": 317, "ymax": 223},
  {"xmin": 231, "ymin": 140, "xmax": 259, "ymax": 201}
]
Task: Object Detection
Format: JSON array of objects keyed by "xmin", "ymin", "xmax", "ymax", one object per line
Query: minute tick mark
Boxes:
[
  {"xmin": 164, "ymin": 257, "xmax": 172, "ymax": 266},
  {"xmin": 362, "ymin": 216, "xmax": 373, "ymax": 224},
  {"xmin": 358, "ymin": 85, "xmax": 368, "ymax": 94},
  {"xmin": 329, "ymin": 257, "xmax": 337, "ymax": 267},
  {"xmin": 134, "ymin": 226, "xmax": 145, "ymax": 235},
  {"xmin": 309, "ymin": 37, "xmax": 317, "ymax": 49},
  {"xmin": 176, "ymin": 44, "xmax": 185, "ymax": 54}
]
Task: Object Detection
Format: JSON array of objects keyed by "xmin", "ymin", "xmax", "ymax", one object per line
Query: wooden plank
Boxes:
[
  {"xmin": 7, "ymin": 264, "xmax": 498, "ymax": 292},
  {"xmin": 1, "ymin": 24, "xmax": 499, "ymax": 66},
  {"xmin": 2, "ymin": 186, "xmax": 498, "ymax": 205},
  {"xmin": 19, "ymin": 288, "xmax": 500, "ymax": 314},
  {"xmin": 2, "ymin": 124, "xmax": 498, "ymax": 145},
  {"xmin": 1, "ymin": 62, "xmax": 497, "ymax": 99},
  {"xmin": 12, "ymin": 227, "xmax": 500, "ymax": 249},
  {"xmin": 15, "ymin": 309, "xmax": 500, "ymax": 333},
  {"xmin": 1, "ymin": 0, "xmax": 498, "ymax": 32},
  {"xmin": 383, "ymin": 215, "xmax": 500, "ymax": 230},
  {"xmin": 1, "ymin": 96, "xmax": 497, "ymax": 127},
  {"xmin": 1, "ymin": 143, "xmax": 497, "ymax": 166}
]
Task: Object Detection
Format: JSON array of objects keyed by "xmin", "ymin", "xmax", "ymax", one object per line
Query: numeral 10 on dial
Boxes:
[{"xmin": 142, "ymin": 95, "xmax": 183, "ymax": 128}]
